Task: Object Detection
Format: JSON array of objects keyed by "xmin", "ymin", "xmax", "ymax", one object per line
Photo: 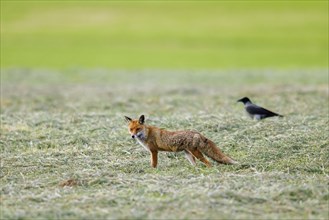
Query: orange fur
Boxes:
[{"xmin": 125, "ymin": 115, "xmax": 237, "ymax": 168}]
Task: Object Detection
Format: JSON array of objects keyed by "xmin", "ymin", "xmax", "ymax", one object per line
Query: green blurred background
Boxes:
[{"xmin": 1, "ymin": 1, "xmax": 328, "ymax": 69}]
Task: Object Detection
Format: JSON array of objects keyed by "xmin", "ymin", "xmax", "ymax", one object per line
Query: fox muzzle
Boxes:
[{"xmin": 131, "ymin": 133, "xmax": 143, "ymax": 139}]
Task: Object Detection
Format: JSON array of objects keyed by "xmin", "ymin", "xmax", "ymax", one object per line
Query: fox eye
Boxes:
[{"xmin": 136, "ymin": 128, "xmax": 141, "ymax": 132}]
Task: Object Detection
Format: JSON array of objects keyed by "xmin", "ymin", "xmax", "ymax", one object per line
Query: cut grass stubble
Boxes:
[{"xmin": 1, "ymin": 69, "xmax": 328, "ymax": 219}]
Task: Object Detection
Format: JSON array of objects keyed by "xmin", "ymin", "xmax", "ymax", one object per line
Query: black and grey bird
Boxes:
[{"xmin": 237, "ymin": 97, "xmax": 283, "ymax": 120}]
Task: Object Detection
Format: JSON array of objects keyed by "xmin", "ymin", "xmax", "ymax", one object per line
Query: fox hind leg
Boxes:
[
  {"xmin": 190, "ymin": 149, "xmax": 212, "ymax": 167},
  {"xmin": 184, "ymin": 150, "xmax": 196, "ymax": 166}
]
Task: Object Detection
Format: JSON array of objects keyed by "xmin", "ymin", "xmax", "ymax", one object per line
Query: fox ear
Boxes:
[
  {"xmin": 139, "ymin": 115, "xmax": 145, "ymax": 124},
  {"xmin": 124, "ymin": 116, "xmax": 132, "ymax": 123}
]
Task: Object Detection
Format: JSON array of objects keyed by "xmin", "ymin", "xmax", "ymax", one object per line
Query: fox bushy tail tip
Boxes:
[{"xmin": 223, "ymin": 156, "xmax": 239, "ymax": 165}]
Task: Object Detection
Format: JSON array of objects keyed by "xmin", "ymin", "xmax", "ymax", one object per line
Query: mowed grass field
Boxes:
[
  {"xmin": 1, "ymin": 1, "xmax": 329, "ymax": 219},
  {"xmin": 1, "ymin": 69, "xmax": 328, "ymax": 219}
]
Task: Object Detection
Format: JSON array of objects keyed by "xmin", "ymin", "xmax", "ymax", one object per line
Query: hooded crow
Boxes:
[{"xmin": 237, "ymin": 97, "xmax": 283, "ymax": 120}]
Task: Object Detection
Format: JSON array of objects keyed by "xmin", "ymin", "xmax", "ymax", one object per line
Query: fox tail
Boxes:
[{"xmin": 199, "ymin": 137, "xmax": 237, "ymax": 165}]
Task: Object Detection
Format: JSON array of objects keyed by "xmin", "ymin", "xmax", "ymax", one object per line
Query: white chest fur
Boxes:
[{"xmin": 137, "ymin": 138, "xmax": 150, "ymax": 152}]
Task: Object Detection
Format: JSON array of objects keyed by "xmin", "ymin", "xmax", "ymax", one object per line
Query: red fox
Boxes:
[{"xmin": 125, "ymin": 115, "xmax": 237, "ymax": 168}]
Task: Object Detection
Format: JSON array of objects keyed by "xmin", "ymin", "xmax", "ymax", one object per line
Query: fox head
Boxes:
[{"xmin": 124, "ymin": 115, "xmax": 146, "ymax": 140}]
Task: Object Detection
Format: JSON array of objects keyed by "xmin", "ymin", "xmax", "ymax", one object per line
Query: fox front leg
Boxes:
[{"xmin": 150, "ymin": 150, "xmax": 158, "ymax": 168}]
